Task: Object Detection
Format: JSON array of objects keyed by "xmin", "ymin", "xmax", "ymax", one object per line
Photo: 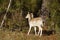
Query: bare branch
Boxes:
[{"xmin": 0, "ymin": 0, "xmax": 12, "ymax": 28}]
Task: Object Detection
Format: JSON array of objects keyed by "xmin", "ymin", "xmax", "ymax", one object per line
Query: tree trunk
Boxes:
[
  {"xmin": 40, "ymin": 0, "xmax": 49, "ymax": 29},
  {"xmin": 41, "ymin": 0, "xmax": 49, "ymax": 20}
]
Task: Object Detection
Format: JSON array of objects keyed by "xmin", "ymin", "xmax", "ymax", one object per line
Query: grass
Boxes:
[{"xmin": 0, "ymin": 29, "xmax": 60, "ymax": 40}]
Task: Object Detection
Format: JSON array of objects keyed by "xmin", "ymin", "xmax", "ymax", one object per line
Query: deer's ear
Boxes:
[
  {"xmin": 31, "ymin": 13, "xmax": 33, "ymax": 17},
  {"xmin": 28, "ymin": 12, "xmax": 30, "ymax": 14},
  {"xmin": 31, "ymin": 13, "xmax": 33, "ymax": 15}
]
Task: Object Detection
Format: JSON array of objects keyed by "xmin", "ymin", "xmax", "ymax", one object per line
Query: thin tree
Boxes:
[{"xmin": 0, "ymin": 0, "xmax": 12, "ymax": 28}]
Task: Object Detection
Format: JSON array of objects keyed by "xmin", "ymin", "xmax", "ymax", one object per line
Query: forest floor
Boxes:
[{"xmin": 0, "ymin": 29, "xmax": 60, "ymax": 40}]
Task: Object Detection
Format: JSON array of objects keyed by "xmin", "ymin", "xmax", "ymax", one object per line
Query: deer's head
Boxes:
[{"xmin": 25, "ymin": 12, "xmax": 30, "ymax": 19}]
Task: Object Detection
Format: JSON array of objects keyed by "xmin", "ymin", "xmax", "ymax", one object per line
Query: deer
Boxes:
[{"xmin": 25, "ymin": 12, "xmax": 43, "ymax": 36}]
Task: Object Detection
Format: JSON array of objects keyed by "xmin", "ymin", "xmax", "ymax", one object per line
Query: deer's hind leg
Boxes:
[
  {"xmin": 40, "ymin": 27, "xmax": 42, "ymax": 36},
  {"xmin": 38, "ymin": 26, "xmax": 42, "ymax": 36},
  {"xmin": 34, "ymin": 27, "xmax": 37, "ymax": 35}
]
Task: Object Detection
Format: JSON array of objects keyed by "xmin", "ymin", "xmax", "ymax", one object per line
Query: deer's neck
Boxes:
[{"xmin": 28, "ymin": 17, "xmax": 32, "ymax": 22}]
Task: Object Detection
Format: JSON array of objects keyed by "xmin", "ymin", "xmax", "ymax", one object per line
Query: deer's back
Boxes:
[{"xmin": 29, "ymin": 17, "xmax": 43, "ymax": 26}]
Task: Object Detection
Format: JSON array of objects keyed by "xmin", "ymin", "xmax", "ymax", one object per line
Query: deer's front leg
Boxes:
[{"xmin": 27, "ymin": 26, "xmax": 31, "ymax": 35}]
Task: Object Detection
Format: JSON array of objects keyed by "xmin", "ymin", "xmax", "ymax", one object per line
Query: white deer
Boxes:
[{"xmin": 25, "ymin": 12, "xmax": 43, "ymax": 36}]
